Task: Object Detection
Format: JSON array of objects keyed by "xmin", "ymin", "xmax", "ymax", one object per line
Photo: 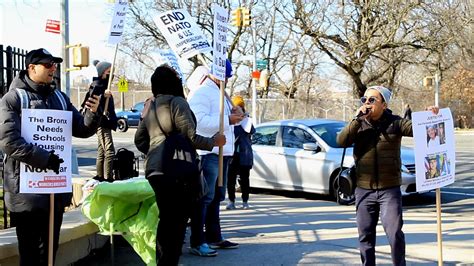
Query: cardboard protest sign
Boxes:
[
  {"xmin": 20, "ymin": 109, "xmax": 72, "ymax": 194},
  {"xmin": 155, "ymin": 49, "xmax": 184, "ymax": 82},
  {"xmin": 412, "ymin": 108, "xmax": 455, "ymax": 192},
  {"xmin": 154, "ymin": 9, "xmax": 212, "ymax": 59},
  {"xmin": 212, "ymin": 4, "xmax": 229, "ymax": 81},
  {"xmin": 108, "ymin": 0, "xmax": 129, "ymax": 44}
]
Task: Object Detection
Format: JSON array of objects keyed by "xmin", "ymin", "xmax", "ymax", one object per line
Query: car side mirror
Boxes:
[{"xmin": 303, "ymin": 142, "xmax": 321, "ymax": 152}]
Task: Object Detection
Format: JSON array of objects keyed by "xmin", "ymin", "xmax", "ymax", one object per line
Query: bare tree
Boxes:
[{"xmin": 291, "ymin": 0, "xmax": 471, "ymax": 97}]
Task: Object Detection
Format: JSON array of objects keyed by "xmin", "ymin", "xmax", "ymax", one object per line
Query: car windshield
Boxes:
[
  {"xmin": 133, "ymin": 102, "xmax": 145, "ymax": 112},
  {"xmin": 310, "ymin": 122, "xmax": 352, "ymax": 148}
]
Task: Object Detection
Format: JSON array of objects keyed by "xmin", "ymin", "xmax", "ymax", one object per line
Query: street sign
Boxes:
[
  {"xmin": 118, "ymin": 76, "xmax": 128, "ymax": 93},
  {"xmin": 256, "ymin": 59, "xmax": 268, "ymax": 70},
  {"xmin": 45, "ymin": 19, "xmax": 60, "ymax": 34}
]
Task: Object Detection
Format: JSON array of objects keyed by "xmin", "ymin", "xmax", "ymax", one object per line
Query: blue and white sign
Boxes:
[
  {"xmin": 108, "ymin": 0, "xmax": 129, "ymax": 44},
  {"xmin": 154, "ymin": 9, "xmax": 212, "ymax": 59},
  {"xmin": 212, "ymin": 4, "xmax": 229, "ymax": 81},
  {"xmin": 412, "ymin": 108, "xmax": 455, "ymax": 192}
]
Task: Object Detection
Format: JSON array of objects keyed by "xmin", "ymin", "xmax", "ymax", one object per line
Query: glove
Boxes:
[{"xmin": 47, "ymin": 150, "xmax": 64, "ymax": 174}]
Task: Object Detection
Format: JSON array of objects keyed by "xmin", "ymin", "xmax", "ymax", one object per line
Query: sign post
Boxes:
[
  {"xmin": 20, "ymin": 109, "xmax": 72, "ymax": 266},
  {"xmin": 211, "ymin": 4, "xmax": 229, "ymax": 187},
  {"xmin": 104, "ymin": 0, "xmax": 129, "ymax": 116},
  {"xmin": 412, "ymin": 108, "xmax": 455, "ymax": 266}
]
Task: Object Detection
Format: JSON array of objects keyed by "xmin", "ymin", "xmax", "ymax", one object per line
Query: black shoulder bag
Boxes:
[{"xmin": 153, "ymin": 97, "xmax": 206, "ymax": 200}]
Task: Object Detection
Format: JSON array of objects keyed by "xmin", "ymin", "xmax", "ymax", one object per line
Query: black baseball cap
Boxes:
[{"xmin": 25, "ymin": 48, "xmax": 63, "ymax": 66}]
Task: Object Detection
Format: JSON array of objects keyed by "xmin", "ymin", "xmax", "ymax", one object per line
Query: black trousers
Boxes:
[
  {"xmin": 12, "ymin": 205, "xmax": 64, "ymax": 266},
  {"xmin": 148, "ymin": 175, "xmax": 190, "ymax": 266},
  {"xmin": 227, "ymin": 156, "xmax": 251, "ymax": 203}
]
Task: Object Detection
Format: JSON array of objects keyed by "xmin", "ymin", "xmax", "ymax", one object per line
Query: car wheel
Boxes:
[
  {"xmin": 331, "ymin": 172, "xmax": 355, "ymax": 205},
  {"xmin": 117, "ymin": 118, "xmax": 128, "ymax": 132}
]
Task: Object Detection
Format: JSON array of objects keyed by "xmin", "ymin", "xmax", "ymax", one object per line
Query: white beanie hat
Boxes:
[{"xmin": 367, "ymin": 86, "xmax": 392, "ymax": 104}]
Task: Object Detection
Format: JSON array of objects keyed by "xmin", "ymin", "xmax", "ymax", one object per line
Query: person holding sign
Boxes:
[
  {"xmin": 0, "ymin": 48, "xmax": 100, "ymax": 266},
  {"xmin": 187, "ymin": 60, "xmax": 243, "ymax": 257},
  {"xmin": 336, "ymin": 85, "xmax": 438, "ymax": 266},
  {"xmin": 80, "ymin": 60, "xmax": 118, "ymax": 182},
  {"xmin": 134, "ymin": 65, "xmax": 225, "ymax": 265}
]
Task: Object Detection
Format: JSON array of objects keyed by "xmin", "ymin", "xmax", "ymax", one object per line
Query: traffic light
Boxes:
[
  {"xmin": 231, "ymin": 8, "xmax": 242, "ymax": 27},
  {"xmin": 241, "ymin": 7, "xmax": 251, "ymax": 27},
  {"xmin": 72, "ymin": 46, "xmax": 89, "ymax": 67}
]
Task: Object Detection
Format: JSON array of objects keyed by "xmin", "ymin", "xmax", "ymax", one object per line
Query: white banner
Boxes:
[
  {"xmin": 412, "ymin": 108, "xmax": 455, "ymax": 192},
  {"xmin": 212, "ymin": 4, "xmax": 229, "ymax": 81},
  {"xmin": 20, "ymin": 109, "xmax": 73, "ymax": 194},
  {"xmin": 108, "ymin": 0, "xmax": 129, "ymax": 44},
  {"xmin": 156, "ymin": 49, "xmax": 184, "ymax": 82},
  {"xmin": 154, "ymin": 9, "xmax": 212, "ymax": 59}
]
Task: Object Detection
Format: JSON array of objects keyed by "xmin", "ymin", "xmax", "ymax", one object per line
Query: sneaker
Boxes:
[
  {"xmin": 209, "ymin": 240, "xmax": 239, "ymax": 249},
  {"xmin": 189, "ymin": 243, "xmax": 218, "ymax": 257},
  {"xmin": 242, "ymin": 202, "xmax": 250, "ymax": 209},
  {"xmin": 226, "ymin": 202, "xmax": 236, "ymax": 210}
]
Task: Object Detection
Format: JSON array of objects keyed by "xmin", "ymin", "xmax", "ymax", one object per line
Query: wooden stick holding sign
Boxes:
[
  {"xmin": 48, "ymin": 194, "xmax": 54, "ymax": 266},
  {"xmin": 104, "ymin": 0, "xmax": 129, "ymax": 115},
  {"xmin": 412, "ymin": 107, "xmax": 455, "ymax": 266},
  {"xmin": 212, "ymin": 4, "xmax": 230, "ymax": 187},
  {"xmin": 103, "ymin": 44, "xmax": 119, "ymax": 116}
]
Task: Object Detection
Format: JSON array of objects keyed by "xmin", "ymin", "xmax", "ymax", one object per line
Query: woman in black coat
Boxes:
[{"xmin": 134, "ymin": 65, "xmax": 225, "ymax": 265}]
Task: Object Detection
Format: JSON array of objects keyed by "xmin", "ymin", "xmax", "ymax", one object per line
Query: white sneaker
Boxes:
[
  {"xmin": 242, "ymin": 202, "xmax": 250, "ymax": 209},
  {"xmin": 226, "ymin": 202, "xmax": 236, "ymax": 210}
]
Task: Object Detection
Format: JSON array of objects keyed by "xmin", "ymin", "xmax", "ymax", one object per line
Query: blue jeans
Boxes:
[
  {"xmin": 190, "ymin": 154, "xmax": 230, "ymax": 247},
  {"xmin": 355, "ymin": 186, "xmax": 406, "ymax": 266}
]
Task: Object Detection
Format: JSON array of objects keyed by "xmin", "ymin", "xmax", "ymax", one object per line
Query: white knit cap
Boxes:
[{"xmin": 366, "ymin": 86, "xmax": 392, "ymax": 104}]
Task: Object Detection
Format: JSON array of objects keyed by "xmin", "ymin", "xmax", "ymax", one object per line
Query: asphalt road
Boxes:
[{"xmin": 72, "ymin": 129, "xmax": 474, "ymax": 265}]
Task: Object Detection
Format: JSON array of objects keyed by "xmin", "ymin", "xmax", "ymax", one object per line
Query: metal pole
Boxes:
[
  {"xmin": 251, "ymin": 8, "xmax": 257, "ymax": 125},
  {"xmin": 60, "ymin": 0, "xmax": 70, "ymax": 96},
  {"xmin": 434, "ymin": 73, "xmax": 440, "ymax": 106}
]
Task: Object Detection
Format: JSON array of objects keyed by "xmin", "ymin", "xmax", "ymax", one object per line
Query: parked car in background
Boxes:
[
  {"xmin": 116, "ymin": 101, "xmax": 145, "ymax": 132},
  {"xmin": 250, "ymin": 119, "xmax": 418, "ymax": 205}
]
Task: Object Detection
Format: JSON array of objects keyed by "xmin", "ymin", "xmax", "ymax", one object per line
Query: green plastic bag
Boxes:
[{"xmin": 82, "ymin": 178, "xmax": 158, "ymax": 265}]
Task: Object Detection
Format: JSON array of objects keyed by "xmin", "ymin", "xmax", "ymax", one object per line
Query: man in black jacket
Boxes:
[
  {"xmin": 0, "ymin": 48, "xmax": 100, "ymax": 265},
  {"xmin": 337, "ymin": 86, "xmax": 438, "ymax": 266}
]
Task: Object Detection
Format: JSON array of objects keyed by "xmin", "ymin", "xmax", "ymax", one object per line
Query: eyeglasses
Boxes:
[
  {"xmin": 360, "ymin": 96, "xmax": 380, "ymax": 105},
  {"xmin": 39, "ymin": 63, "xmax": 57, "ymax": 69}
]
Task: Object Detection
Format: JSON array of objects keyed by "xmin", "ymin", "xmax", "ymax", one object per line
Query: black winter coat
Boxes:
[{"xmin": 0, "ymin": 71, "xmax": 99, "ymax": 212}]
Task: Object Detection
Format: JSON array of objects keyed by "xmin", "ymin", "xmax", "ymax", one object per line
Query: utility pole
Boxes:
[
  {"xmin": 61, "ymin": 0, "xmax": 70, "ymax": 96},
  {"xmin": 249, "ymin": 7, "xmax": 257, "ymax": 125}
]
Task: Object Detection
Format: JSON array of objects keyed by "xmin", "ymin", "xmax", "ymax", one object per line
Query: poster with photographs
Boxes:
[{"xmin": 412, "ymin": 108, "xmax": 455, "ymax": 191}]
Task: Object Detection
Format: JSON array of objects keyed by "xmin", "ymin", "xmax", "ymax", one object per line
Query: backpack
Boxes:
[
  {"xmin": 113, "ymin": 148, "xmax": 139, "ymax": 180},
  {"xmin": 153, "ymin": 98, "xmax": 201, "ymax": 193}
]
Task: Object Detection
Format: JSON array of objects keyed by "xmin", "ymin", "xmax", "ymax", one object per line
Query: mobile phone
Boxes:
[{"xmin": 90, "ymin": 86, "xmax": 103, "ymax": 97}]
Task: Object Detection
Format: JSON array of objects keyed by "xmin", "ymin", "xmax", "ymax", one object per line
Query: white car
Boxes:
[{"xmin": 249, "ymin": 119, "xmax": 418, "ymax": 205}]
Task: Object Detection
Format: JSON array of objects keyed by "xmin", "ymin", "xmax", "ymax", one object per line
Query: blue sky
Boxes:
[{"xmin": 1, "ymin": 0, "xmax": 117, "ymax": 79}]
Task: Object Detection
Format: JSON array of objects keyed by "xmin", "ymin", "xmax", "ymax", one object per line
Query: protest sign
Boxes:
[
  {"xmin": 20, "ymin": 109, "xmax": 72, "ymax": 194},
  {"xmin": 412, "ymin": 108, "xmax": 455, "ymax": 192},
  {"xmin": 212, "ymin": 4, "xmax": 229, "ymax": 81},
  {"xmin": 154, "ymin": 9, "xmax": 212, "ymax": 59},
  {"xmin": 155, "ymin": 49, "xmax": 184, "ymax": 82},
  {"xmin": 108, "ymin": 0, "xmax": 129, "ymax": 45}
]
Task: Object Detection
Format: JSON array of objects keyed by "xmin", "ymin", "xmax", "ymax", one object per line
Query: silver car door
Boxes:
[{"xmin": 250, "ymin": 126, "xmax": 282, "ymax": 190}]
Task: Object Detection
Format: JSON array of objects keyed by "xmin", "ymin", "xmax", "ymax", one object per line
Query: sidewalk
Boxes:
[{"xmin": 77, "ymin": 192, "xmax": 474, "ymax": 265}]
